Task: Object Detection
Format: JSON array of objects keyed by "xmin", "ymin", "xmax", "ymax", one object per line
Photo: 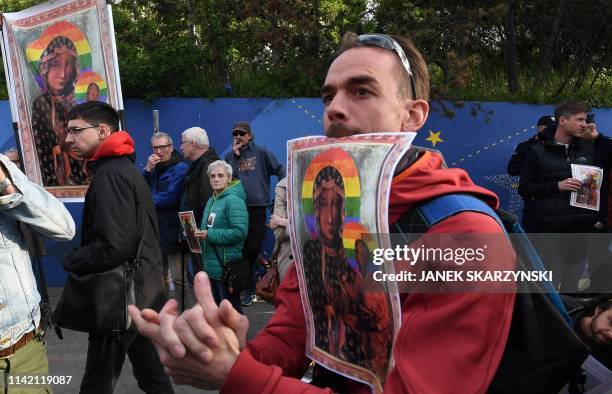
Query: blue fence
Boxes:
[{"xmin": 1, "ymin": 98, "xmax": 610, "ymax": 285}]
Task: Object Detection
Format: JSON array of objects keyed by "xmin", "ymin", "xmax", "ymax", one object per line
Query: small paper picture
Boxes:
[
  {"xmin": 178, "ymin": 210, "xmax": 201, "ymax": 253},
  {"xmin": 207, "ymin": 212, "xmax": 216, "ymax": 228},
  {"xmin": 570, "ymin": 164, "xmax": 603, "ymax": 211}
]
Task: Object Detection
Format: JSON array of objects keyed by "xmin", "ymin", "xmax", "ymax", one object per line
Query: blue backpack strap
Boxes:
[
  {"xmin": 505, "ymin": 221, "xmax": 573, "ymax": 326},
  {"xmin": 418, "ymin": 194, "xmax": 573, "ymax": 326},
  {"xmin": 418, "ymin": 194, "xmax": 502, "ymax": 228}
]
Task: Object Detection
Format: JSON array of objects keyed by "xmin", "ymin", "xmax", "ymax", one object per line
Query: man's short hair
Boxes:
[
  {"xmin": 207, "ymin": 160, "xmax": 233, "ymax": 179},
  {"xmin": 151, "ymin": 131, "xmax": 173, "ymax": 146},
  {"xmin": 68, "ymin": 101, "xmax": 120, "ymax": 131},
  {"xmin": 182, "ymin": 127, "xmax": 209, "ymax": 148},
  {"xmin": 331, "ymin": 32, "xmax": 430, "ymax": 101},
  {"xmin": 554, "ymin": 102, "xmax": 591, "ymax": 121}
]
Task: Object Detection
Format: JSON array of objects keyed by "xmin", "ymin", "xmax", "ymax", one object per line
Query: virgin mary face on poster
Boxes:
[
  {"xmin": 29, "ymin": 30, "xmax": 87, "ymax": 187},
  {"xmin": 314, "ymin": 166, "xmax": 345, "ymax": 248},
  {"xmin": 39, "ymin": 36, "xmax": 79, "ymax": 96}
]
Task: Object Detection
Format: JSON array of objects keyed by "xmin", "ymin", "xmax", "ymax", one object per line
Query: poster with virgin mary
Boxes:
[
  {"xmin": 1, "ymin": 0, "xmax": 123, "ymax": 198},
  {"xmin": 287, "ymin": 133, "xmax": 415, "ymax": 393}
]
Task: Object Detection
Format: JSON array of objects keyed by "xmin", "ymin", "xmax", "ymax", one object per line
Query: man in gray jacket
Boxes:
[
  {"xmin": 0, "ymin": 153, "xmax": 75, "ymax": 392},
  {"xmin": 224, "ymin": 121, "xmax": 285, "ymax": 305}
]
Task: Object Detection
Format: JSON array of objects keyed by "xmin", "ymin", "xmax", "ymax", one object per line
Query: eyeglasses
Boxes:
[
  {"xmin": 67, "ymin": 124, "xmax": 99, "ymax": 135},
  {"xmin": 232, "ymin": 131, "xmax": 248, "ymax": 137},
  {"xmin": 356, "ymin": 33, "xmax": 417, "ymax": 99},
  {"xmin": 180, "ymin": 140, "xmax": 191, "ymax": 146},
  {"xmin": 152, "ymin": 144, "xmax": 171, "ymax": 151}
]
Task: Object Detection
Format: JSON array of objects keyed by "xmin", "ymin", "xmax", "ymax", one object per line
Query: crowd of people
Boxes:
[{"xmin": 1, "ymin": 30, "xmax": 610, "ymax": 394}]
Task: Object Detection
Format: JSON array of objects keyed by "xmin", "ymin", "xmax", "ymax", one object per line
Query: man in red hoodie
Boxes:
[
  {"xmin": 130, "ymin": 33, "xmax": 516, "ymax": 393},
  {"xmin": 63, "ymin": 101, "xmax": 173, "ymax": 394}
]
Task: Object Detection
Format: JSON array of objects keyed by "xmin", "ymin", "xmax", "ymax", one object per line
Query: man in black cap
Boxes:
[
  {"xmin": 224, "ymin": 121, "xmax": 285, "ymax": 305},
  {"xmin": 507, "ymin": 115, "xmax": 555, "ymax": 176}
]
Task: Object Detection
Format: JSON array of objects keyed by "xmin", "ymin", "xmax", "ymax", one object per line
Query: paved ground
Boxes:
[{"xmin": 45, "ymin": 288, "xmax": 275, "ymax": 394}]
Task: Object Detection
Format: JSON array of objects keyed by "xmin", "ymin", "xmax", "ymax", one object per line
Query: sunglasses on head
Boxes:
[
  {"xmin": 356, "ymin": 33, "xmax": 417, "ymax": 99},
  {"xmin": 233, "ymin": 130, "xmax": 248, "ymax": 137}
]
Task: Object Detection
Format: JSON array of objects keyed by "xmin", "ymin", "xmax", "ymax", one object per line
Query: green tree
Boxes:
[{"xmin": 2, "ymin": 0, "xmax": 612, "ymax": 106}]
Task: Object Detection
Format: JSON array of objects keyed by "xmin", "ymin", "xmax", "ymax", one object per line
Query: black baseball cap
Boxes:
[
  {"xmin": 537, "ymin": 115, "xmax": 555, "ymax": 129},
  {"xmin": 232, "ymin": 121, "xmax": 251, "ymax": 134}
]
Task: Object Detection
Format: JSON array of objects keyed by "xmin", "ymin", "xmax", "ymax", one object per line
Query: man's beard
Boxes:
[{"xmin": 325, "ymin": 122, "xmax": 362, "ymax": 138}]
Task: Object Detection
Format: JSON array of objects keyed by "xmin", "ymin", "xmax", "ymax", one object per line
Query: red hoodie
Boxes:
[
  {"xmin": 88, "ymin": 131, "xmax": 135, "ymax": 162},
  {"xmin": 222, "ymin": 151, "xmax": 516, "ymax": 394}
]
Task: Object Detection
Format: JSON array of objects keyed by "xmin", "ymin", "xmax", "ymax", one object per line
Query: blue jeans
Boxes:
[{"xmin": 209, "ymin": 278, "xmax": 244, "ymax": 314}]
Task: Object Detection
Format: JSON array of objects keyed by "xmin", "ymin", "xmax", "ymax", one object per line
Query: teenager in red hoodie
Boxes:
[
  {"xmin": 130, "ymin": 32, "xmax": 516, "ymax": 393},
  {"xmin": 63, "ymin": 101, "xmax": 173, "ymax": 394}
]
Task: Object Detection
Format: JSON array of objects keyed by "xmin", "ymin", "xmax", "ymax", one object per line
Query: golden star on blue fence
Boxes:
[{"xmin": 426, "ymin": 130, "xmax": 443, "ymax": 147}]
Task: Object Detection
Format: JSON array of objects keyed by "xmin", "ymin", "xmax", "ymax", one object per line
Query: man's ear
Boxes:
[
  {"xmin": 401, "ymin": 99, "xmax": 429, "ymax": 132},
  {"xmin": 98, "ymin": 124, "xmax": 112, "ymax": 140},
  {"xmin": 594, "ymin": 306, "xmax": 603, "ymax": 316}
]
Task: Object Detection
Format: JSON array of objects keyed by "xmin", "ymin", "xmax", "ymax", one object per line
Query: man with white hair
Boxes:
[{"xmin": 179, "ymin": 127, "xmax": 220, "ymax": 272}]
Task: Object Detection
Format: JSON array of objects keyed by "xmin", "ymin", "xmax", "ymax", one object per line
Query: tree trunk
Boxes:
[
  {"xmin": 554, "ymin": 60, "xmax": 581, "ymax": 96},
  {"xmin": 589, "ymin": 64, "xmax": 604, "ymax": 90},
  {"xmin": 505, "ymin": 0, "xmax": 519, "ymax": 93},
  {"xmin": 535, "ymin": 0, "xmax": 566, "ymax": 87}
]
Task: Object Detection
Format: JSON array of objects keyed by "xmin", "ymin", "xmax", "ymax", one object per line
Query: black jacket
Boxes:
[
  {"xmin": 507, "ymin": 135, "xmax": 539, "ymax": 176},
  {"xmin": 180, "ymin": 148, "xmax": 220, "ymax": 227},
  {"xmin": 507, "ymin": 127, "xmax": 557, "ymax": 176},
  {"xmin": 518, "ymin": 131, "xmax": 599, "ymax": 232},
  {"xmin": 64, "ymin": 154, "xmax": 166, "ymax": 310}
]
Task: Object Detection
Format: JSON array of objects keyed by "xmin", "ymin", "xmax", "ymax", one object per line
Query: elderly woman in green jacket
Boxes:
[{"xmin": 194, "ymin": 160, "xmax": 248, "ymax": 313}]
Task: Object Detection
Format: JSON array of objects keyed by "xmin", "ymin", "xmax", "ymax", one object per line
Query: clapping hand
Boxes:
[{"xmin": 129, "ymin": 272, "xmax": 249, "ymax": 389}]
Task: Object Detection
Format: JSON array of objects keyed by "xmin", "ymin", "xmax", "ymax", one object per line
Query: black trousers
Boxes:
[
  {"xmin": 243, "ymin": 205, "xmax": 268, "ymax": 290},
  {"xmin": 80, "ymin": 329, "xmax": 173, "ymax": 394}
]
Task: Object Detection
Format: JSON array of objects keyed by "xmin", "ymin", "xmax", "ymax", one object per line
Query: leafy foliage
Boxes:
[{"xmin": 1, "ymin": 0, "xmax": 612, "ymax": 107}]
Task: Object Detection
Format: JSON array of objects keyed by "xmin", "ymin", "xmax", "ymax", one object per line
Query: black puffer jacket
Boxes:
[
  {"xmin": 64, "ymin": 132, "xmax": 165, "ymax": 311},
  {"xmin": 518, "ymin": 131, "xmax": 599, "ymax": 233}
]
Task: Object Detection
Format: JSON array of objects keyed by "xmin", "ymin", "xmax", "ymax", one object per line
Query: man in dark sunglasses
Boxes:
[
  {"xmin": 133, "ymin": 32, "xmax": 516, "ymax": 394},
  {"xmin": 224, "ymin": 121, "xmax": 285, "ymax": 306}
]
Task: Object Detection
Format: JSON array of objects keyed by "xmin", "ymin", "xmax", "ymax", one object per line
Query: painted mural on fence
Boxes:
[{"xmin": 1, "ymin": 98, "xmax": 611, "ymax": 285}]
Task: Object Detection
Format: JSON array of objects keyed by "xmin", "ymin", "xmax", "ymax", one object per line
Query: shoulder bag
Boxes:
[
  {"xmin": 211, "ymin": 245, "xmax": 250, "ymax": 295},
  {"xmin": 256, "ymin": 241, "xmax": 282, "ymax": 303},
  {"xmin": 52, "ymin": 219, "xmax": 146, "ymax": 336}
]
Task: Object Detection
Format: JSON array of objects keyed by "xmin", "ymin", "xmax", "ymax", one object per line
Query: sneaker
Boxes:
[{"xmin": 241, "ymin": 293, "xmax": 255, "ymax": 306}]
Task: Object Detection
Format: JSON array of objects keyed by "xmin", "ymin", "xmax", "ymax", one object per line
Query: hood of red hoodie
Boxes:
[
  {"xmin": 388, "ymin": 150, "xmax": 499, "ymax": 223},
  {"xmin": 88, "ymin": 131, "xmax": 135, "ymax": 162}
]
